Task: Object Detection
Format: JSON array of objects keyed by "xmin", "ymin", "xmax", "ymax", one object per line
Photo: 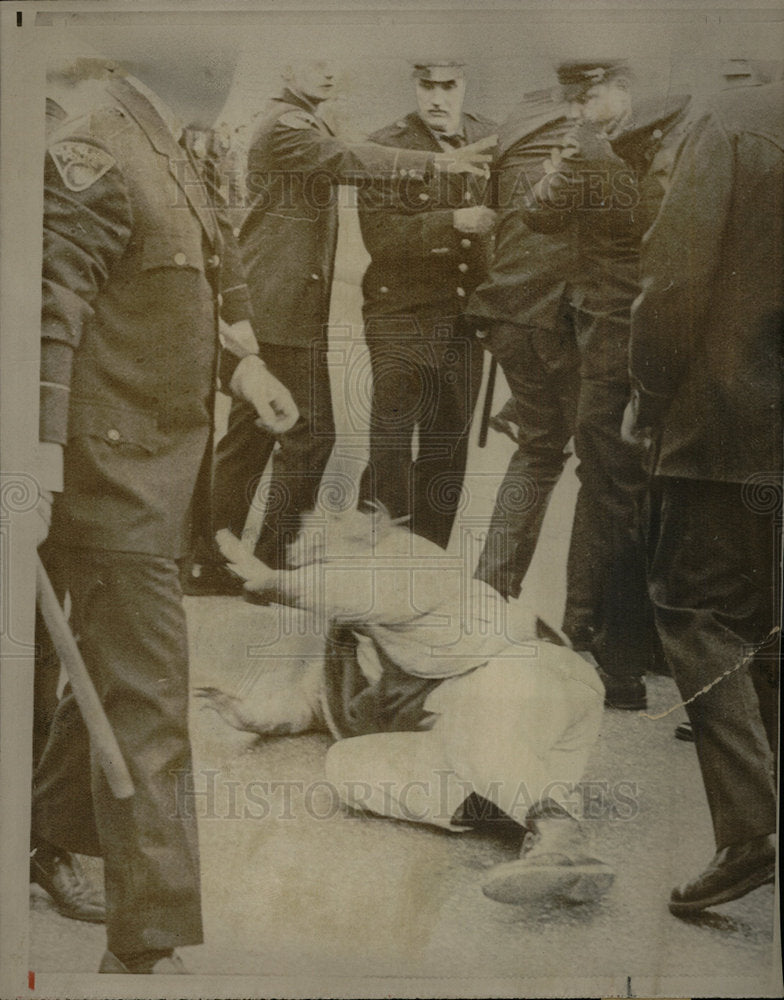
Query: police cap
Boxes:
[
  {"xmin": 556, "ymin": 59, "xmax": 631, "ymax": 100},
  {"xmin": 411, "ymin": 59, "xmax": 466, "ymax": 82}
]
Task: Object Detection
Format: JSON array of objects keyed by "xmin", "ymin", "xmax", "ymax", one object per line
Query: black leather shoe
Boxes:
[
  {"xmin": 601, "ymin": 675, "xmax": 647, "ymax": 711},
  {"xmin": 674, "ymin": 721, "xmax": 694, "ymax": 742},
  {"xmin": 669, "ymin": 834, "xmax": 776, "ymax": 916},
  {"xmin": 30, "ymin": 844, "xmax": 105, "ymax": 923},
  {"xmin": 99, "ymin": 949, "xmax": 187, "ymax": 973}
]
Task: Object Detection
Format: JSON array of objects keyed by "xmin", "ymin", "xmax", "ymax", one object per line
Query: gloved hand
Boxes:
[
  {"xmin": 229, "ymin": 355, "xmax": 299, "ymax": 433},
  {"xmin": 453, "ymin": 206, "xmax": 498, "ymax": 235}
]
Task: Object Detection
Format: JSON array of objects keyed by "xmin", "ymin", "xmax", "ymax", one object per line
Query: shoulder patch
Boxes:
[
  {"xmin": 278, "ymin": 110, "xmax": 319, "ymax": 131},
  {"xmin": 48, "ymin": 141, "xmax": 116, "ymax": 192}
]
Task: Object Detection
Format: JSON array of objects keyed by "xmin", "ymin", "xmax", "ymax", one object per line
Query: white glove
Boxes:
[
  {"xmin": 229, "ymin": 355, "xmax": 299, "ymax": 433},
  {"xmin": 453, "ymin": 206, "xmax": 498, "ymax": 235}
]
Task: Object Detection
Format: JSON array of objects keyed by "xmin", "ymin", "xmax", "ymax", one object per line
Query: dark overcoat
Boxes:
[
  {"xmin": 42, "ymin": 75, "xmax": 248, "ymax": 558},
  {"xmin": 239, "ymin": 89, "xmax": 439, "ymax": 349},
  {"xmin": 357, "ymin": 109, "xmax": 497, "ymax": 337},
  {"xmin": 631, "ymin": 81, "xmax": 784, "ymax": 482}
]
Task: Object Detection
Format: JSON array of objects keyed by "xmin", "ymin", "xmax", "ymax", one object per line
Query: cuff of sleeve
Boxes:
[
  {"xmin": 220, "ymin": 284, "xmax": 252, "ymax": 326},
  {"xmin": 218, "ymin": 349, "xmax": 241, "ymax": 391},
  {"xmin": 39, "ymin": 384, "xmax": 70, "ymax": 447},
  {"xmin": 630, "ymin": 379, "xmax": 671, "ymax": 428}
]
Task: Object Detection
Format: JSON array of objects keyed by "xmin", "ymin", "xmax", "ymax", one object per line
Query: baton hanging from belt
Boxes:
[
  {"xmin": 477, "ymin": 353, "xmax": 498, "ymax": 449},
  {"xmin": 36, "ymin": 555, "xmax": 135, "ymax": 800}
]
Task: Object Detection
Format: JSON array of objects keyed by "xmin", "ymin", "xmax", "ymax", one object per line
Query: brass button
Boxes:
[
  {"xmin": 464, "ymin": 191, "xmax": 474, "ymax": 203},
  {"xmin": 379, "ymin": 286, "xmax": 389, "ymax": 294},
  {"xmin": 418, "ymin": 192, "xmax": 430, "ymax": 202},
  {"xmin": 311, "ymin": 273, "xmax": 320, "ymax": 281},
  {"xmin": 207, "ymin": 254, "xmax": 220, "ymax": 268},
  {"xmin": 107, "ymin": 428, "xmax": 121, "ymax": 442},
  {"xmin": 458, "ymin": 262, "xmax": 469, "ymax": 273},
  {"xmin": 456, "ymin": 286, "xmax": 466, "ymax": 297},
  {"xmin": 217, "ymin": 293, "xmax": 224, "ymax": 307},
  {"xmin": 460, "ymin": 238, "xmax": 472, "ymax": 249},
  {"xmin": 232, "ymin": 227, "xmax": 241, "ymax": 238},
  {"xmin": 173, "ymin": 252, "xmax": 187, "ymax": 266}
]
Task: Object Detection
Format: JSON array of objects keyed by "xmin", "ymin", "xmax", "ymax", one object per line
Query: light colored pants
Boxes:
[{"xmin": 325, "ymin": 643, "xmax": 604, "ymax": 830}]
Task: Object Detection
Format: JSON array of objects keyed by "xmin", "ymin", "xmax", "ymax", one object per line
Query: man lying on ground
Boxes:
[{"xmin": 200, "ymin": 508, "xmax": 614, "ymax": 906}]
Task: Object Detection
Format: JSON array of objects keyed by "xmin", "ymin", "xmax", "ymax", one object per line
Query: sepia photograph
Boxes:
[{"xmin": 0, "ymin": 1, "xmax": 781, "ymax": 997}]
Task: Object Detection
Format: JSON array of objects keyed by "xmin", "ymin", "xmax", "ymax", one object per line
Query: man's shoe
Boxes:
[
  {"xmin": 99, "ymin": 950, "xmax": 187, "ymax": 973},
  {"xmin": 482, "ymin": 798, "xmax": 615, "ymax": 906},
  {"xmin": 674, "ymin": 721, "xmax": 694, "ymax": 742},
  {"xmin": 601, "ymin": 674, "xmax": 647, "ymax": 711},
  {"xmin": 181, "ymin": 561, "xmax": 244, "ymax": 597},
  {"xmin": 669, "ymin": 834, "xmax": 776, "ymax": 917},
  {"xmin": 30, "ymin": 843, "xmax": 105, "ymax": 923}
]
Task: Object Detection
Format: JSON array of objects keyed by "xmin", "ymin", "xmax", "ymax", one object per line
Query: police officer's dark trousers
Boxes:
[
  {"xmin": 32, "ymin": 546, "xmax": 203, "ymax": 955},
  {"xmin": 474, "ymin": 316, "xmax": 580, "ymax": 599},
  {"xmin": 562, "ymin": 306, "xmax": 660, "ymax": 681},
  {"xmin": 212, "ymin": 342, "xmax": 336, "ymax": 567},
  {"xmin": 359, "ymin": 318, "xmax": 482, "ymax": 550},
  {"xmin": 647, "ymin": 477, "xmax": 779, "ymax": 848}
]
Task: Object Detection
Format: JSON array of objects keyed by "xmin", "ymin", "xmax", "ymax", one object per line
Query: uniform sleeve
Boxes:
[
  {"xmin": 213, "ymin": 194, "xmax": 252, "ymax": 327},
  {"xmin": 630, "ymin": 109, "xmax": 732, "ymax": 424},
  {"xmin": 466, "ymin": 132, "xmax": 571, "ymax": 325},
  {"xmin": 523, "ymin": 122, "xmax": 638, "ymax": 235},
  {"xmin": 251, "ymin": 117, "xmax": 436, "ymax": 185},
  {"xmin": 41, "ymin": 141, "xmax": 132, "ymax": 445}
]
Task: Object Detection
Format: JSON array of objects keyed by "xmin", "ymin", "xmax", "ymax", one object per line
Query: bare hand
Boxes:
[
  {"xmin": 219, "ymin": 318, "xmax": 259, "ymax": 359},
  {"xmin": 215, "ymin": 529, "xmax": 276, "ymax": 592},
  {"xmin": 453, "ymin": 206, "xmax": 498, "ymax": 235},
  {"xmin": 229, "ymin": 355, "xmax": 299, "ymax": 433},
  {"xmin": 435, "ymin": 134, "xmax": 497, "ymax": 177},
  {"xmin": 621, "ymin": 398, "xmax": 653, "ymax": 449}
]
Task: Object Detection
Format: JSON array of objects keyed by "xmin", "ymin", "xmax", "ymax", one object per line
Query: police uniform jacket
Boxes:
[
  {"xmin": 467, "ymin": 90, "xmax": 577, "ymax": 333},
  {"xmin": 358, "ymin": 110, "xmax": 497, "ymax": 338},
  {"xmin": 631, "ymin": 82, "xmax": 784, "ymax": 483},
  {"xmin": 42, "ymin": 76, "xmax": 250, "ymax": 559},
  {"xmin": 240, "ymin": 89, "xmax": 442, "ymax": 349}
]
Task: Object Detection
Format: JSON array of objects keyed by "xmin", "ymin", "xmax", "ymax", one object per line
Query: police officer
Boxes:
[
  {"xmin": 32, "ymin": 51, "xmax": 298, "ymax": 972},
  {"xmin": 625, "ymin": 80, "xmax": 782, "ymax": 916},
  {"xmin": 524, "ymin": 60, "xmax": 688, "ymax": 709},
  {"xmin": 356, "ymin": 60, "xmax": 497, "ymax": 549},
  {"xmin": 468, "ymin": 86, "xmax": 581, "ymax": 599},
  {"xmin": 206, "ymin": 60, "xmax": 496, "ymax": 579}
]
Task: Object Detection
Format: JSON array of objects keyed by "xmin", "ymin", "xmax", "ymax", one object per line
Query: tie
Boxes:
[{"xmin": 440, "ymin": 133, "xmax": 465, "ymax": 149}]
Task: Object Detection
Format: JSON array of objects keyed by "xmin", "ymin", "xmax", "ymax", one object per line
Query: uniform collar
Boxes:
[
  {"xmin": 280, "ymin": 86, "xmax": 323, "ymax": 119},
  {"xmin": 125, "ymin": 74, "xmax": 184, "ymax": 142},
  {"xmin": 422, "ymin": 115, "xmax": 466, "ymax": 147}
]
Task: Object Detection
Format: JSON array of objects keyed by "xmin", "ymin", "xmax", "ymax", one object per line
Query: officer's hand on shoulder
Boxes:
[
  {"xmin": 453, "ymin": 206, "xmax": 498, "ymax": 235},
  {"xmin": 229, "ymin": 355, "xmax": 299, "ymax": 434},
  {"xmin": 564, "ymin": 122, "xmax": 620, "ymax": 166}
]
